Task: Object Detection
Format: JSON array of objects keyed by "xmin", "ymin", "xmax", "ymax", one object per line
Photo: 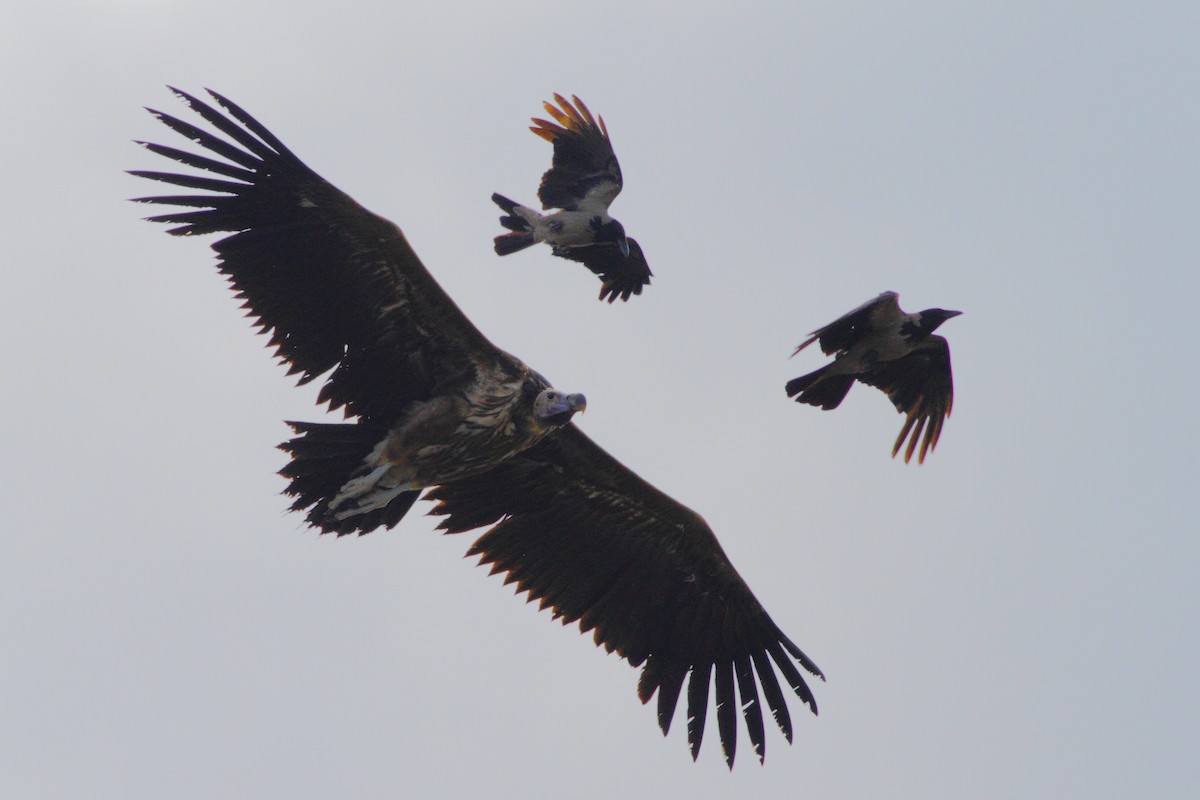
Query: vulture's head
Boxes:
[{"xmin": 532, "ymin": 389, "xmax": 587, "ymax": 429}]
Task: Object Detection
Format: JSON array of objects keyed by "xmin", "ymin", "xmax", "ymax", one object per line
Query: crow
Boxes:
[
  {"xmin": 786, "ymin": 291, "xmax": 961, "ymax": 463},
  {"xmin": 492, "ymin": 94, "xmax": 651, "ymax": 301}
]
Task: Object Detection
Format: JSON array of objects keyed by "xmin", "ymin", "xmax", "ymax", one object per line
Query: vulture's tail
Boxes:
[
  {"xmin": 491, "ymin": 193, "xmax": 537, "ymax": 255},
  {"xmin": 278, "ymin": 421, "xmax": 420, "ymax": 536},
  {"xmin": 785, "ymin": 366, "xmax": 856, "ymax": 410}
]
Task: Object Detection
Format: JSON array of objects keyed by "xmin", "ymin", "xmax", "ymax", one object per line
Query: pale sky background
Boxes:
[{"xmin": 3, "ymin": 2, "xmax": 1197, "ymax": 797}]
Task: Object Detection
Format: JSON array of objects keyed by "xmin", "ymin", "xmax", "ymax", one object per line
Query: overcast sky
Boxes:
[{"xmin": 3, "ymin": 1, "xmax": 1197, "ymax": 797}]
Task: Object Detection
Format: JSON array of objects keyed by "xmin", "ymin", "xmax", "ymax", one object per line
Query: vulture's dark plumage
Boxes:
[
  {"xmin": 492, "ymin": 94, "xmax": 652, "ymax": 302},
  {"xmin": 131, "ymin": 88, "xmax": 818, "ymax": 767},
  {"xmin": 786, "ymin": 291, "xmax": 961, "ymax": 463}
]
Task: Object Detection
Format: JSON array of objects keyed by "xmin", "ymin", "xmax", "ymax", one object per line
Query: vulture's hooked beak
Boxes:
[{"xmin": 564, "ymin": 393, "xmax": 587, "ymax": 414}]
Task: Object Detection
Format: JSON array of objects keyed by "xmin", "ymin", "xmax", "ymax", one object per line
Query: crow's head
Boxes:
[
  {"xmin": 590, "ymin": 216, "xmax": 630, "ymax": 257},
  {"xmin": 917, "ymin": 308, "xmax": 963, "ymax": 334}
]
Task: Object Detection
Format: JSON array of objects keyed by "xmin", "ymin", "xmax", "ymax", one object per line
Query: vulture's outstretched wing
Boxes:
[
  {"xmin": 130, "ymin": 87, "xmax": 512, "ymax": 424},
  {"xmin": 532, "ymin": 93, "xmax": 624, "ymax": 212},
  {"xmin": 428, "ymin": 424, "xmax": 822, "ymax": 767},
  {"xmin": 553, "ymin": 237, "xmax": 653, "ymax": 303},
  {"xmin": 859, "ymin": 336, "xmax": 954, "ymax": 463},
  {"xmin": 794, "ymin": 291, "xmax": 901, "ymax": 355}
]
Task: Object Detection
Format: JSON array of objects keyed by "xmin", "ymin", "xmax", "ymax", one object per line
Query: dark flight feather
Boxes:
[
  {"xmin": 553, "ymin": 237, "xmax": 653, "ymax": 302},
  {"xmin": 859, "ymin": 335, "xmax": 955, "ymax": 463},
  {"xmin": 532, "ymin": 93, "xmax": 623, "ymax": 211}
]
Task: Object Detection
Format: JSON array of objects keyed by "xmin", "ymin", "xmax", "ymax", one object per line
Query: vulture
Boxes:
[
  {"xmin": 786, "ymin": 291, "xmax": 961, "ymax": 464},
  {"xmin": 130, "ymin": 87, "xmax": 819, "ymax": 767},
  {"xmin": 491, "ymin": 94, "xmax": 652, "ymax": 303}
]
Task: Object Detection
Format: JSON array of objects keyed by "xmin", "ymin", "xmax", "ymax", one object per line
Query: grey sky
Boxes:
[{"xmin": 3, "ymin": 1, "xmax": 1197, "ymax": 797}]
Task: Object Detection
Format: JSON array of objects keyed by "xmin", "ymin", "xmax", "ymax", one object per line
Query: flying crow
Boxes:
[
  {"xmin": 492, "ymin": 94, "xmax": 652, "ymax": 302},
  {"xmin": 786, "ymin": 291, "xmax": 962, "ymax": 464},
  {"xmin": 131, "ymin": 88, "xmax": 819, "ymax": 767}
]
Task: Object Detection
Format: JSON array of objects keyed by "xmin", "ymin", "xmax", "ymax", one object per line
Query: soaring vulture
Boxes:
[
  {"xmin": 130, "ymin": 88, "xmax": 819, "ymax": 767},
  {"xmin": 786, "ymin": 291, "xmax": 962, "ymax": 464},
  {"xmin": 491, "ymin": 94, "xmax": 652, "ymax": 303}
]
